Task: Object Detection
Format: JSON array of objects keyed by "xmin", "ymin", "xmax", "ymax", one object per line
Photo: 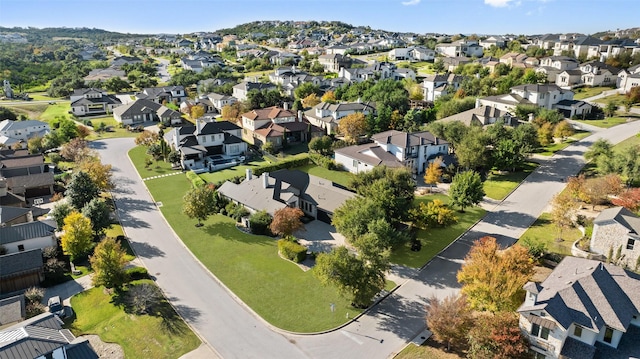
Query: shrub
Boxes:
[
  {"xmin": 249, "ymin": 210, "xmax": 272, "ymax": 235},
  {"xmin": 24, "ymin": 286, "xmax": 45, "ymax": 304},
  {"xmin": 26, "ymin": 302, "xmax": 46, "ymax": 319},
  {"xmin": 44, "ymin": 258, "xmax": 67, "ymax": 282},
  {"xmin": 253, "ymin": 156, "xmax": 309, "ymax": 176},
  {"xmin": 278, "ymin": 238, "xmax": 308, "ymax": 263},
  {"xmin": 186, "ymin": 170, "xmax": 206, "ymax": 187},
  {"xmin": 49, "ymin": 153, "xmax": 63, "ymax": 164},
  {"xmin": 126, "ymin": 282, "xmax": 161, "ymax": 315},
  {"xmin": 309, "ymin": 153, "xmax": 341, "ymax": 170},
  {"xmin": 126, "ymin": 266, "xmax": 150, "ymax": 281}
]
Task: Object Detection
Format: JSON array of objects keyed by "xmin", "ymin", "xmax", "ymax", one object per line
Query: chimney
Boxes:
[
  {"xmin": 246, "ymin": 168, "xmax": 253, "ymax": 181},
  {"xmin": 196, "ymin": 118, "xmax": 203, "ymax": 133},
  {"xmin": 262, "ymin": 172, "xmax": 269, "ymax": 189},
  {"xmin": 297, "ymin": 110, "xmax": 303, "ymax": 121},
  {"xmin": 283, "ymin": 102, "xmax": 289, "ymax": 111}
]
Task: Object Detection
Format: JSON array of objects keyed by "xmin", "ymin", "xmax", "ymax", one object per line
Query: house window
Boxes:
[
  {"xmin": 18, "ymin": 244, "xmax": 25, "ymax": 251},
  {"xmin": 211, "ymin": 135, "xmax": 215, "ymax": 142},
  {"xmin": 604, "ymin": 327, "xmax": 614, "ymax": 343},
  {"xmin": 353, "ymin": 159, "xmax": 358, "ymax": 167},
  {"xmin": 531, "ymin": 323, "xmax": 549, "ymax": 340},
  {"xmin": 574, "ymin": 325, "xmax": 583, "ymax": 338},
  {"xmin": 628, "ymin": 238, "xmax": 635, "ymax": 250}
]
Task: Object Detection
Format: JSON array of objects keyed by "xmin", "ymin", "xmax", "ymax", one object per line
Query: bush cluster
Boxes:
[
  {"xmin": 126, "ymin": 266, "xmax": 150, "ymax": 281},
  {"xmin": 249, "ymin": 210, "xmax": 272, "ymax": 235},
  {"xmin": 186, "ymin": 170, "xmax": 206, "ymax": 187},
  {"xmin": 309, "ymin": 153, "xmax": 342, "ymax": 170},
  {"xmin": 278, "ymin": 238, "xmax": 307, "ymax": 263}
]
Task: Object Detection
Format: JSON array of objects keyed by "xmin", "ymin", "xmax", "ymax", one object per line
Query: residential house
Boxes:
[
  {"xmin": 203, "ymin": 93, "xmax": 237, "ymax": 112},
  {"xmin": 0, "ymin": 249, "xmax": 43, "ymax": 294},
  {"xmin": 218, "ymin": 169, "xmax": 356, "ymax": 224},
  {"xmin": 617, "ymin": 64, "xmax": 640, "ymax": 93},
  {"xmin": 0, "ymin": 206, "xmax": 32, "ymax": 226},
  {"xmin": 318, "ymin": 54, "xmax": 352, "ymax": 72},
  {"xmin": 388, "ymin": 47, "xmax": 435, "ymax": 61},
  {"xmin": 334, "ymin": 130, "xmax": 449, "ymax": 175},
  {"xmin": 435, "ymin": 40, "xmax": 484, "ymax": 58},
  {"xmin": 590, "ymin": 207, "xmax": 640, "ymax": 269},
  {"xmin": 477, "ymin": 84, "xmax": 582, "ymax": 115},
  {"xmin": 83, "ymin": 66, "xmax": 127, "ymax": 83},
  {"xmin": 499, "ymin": 52, "xmax": 530, "ymax": 67},
  {"xmin": 441, "ymin": 56, "xmax": 472, "ymax": 72},
  {"xmin": 518, "ymin": 256, "xmax": 640, "ymax": 359},
  {"xmin": 0, "ymin": 120, "xmax": 50, "ymax": 148},
  {"xmin": 69, "ymin": 88, "xmax": 122, "ymax": 116},
  {"xmin": 170, "ymin": 118, "xmax": 247, "ymax": 170},
  {"xmin": 135, "ymin": 86, "xmax": 187, "ymax": 105},
  {"xmin": 110, "ymin": 56, "xmax": 143, "ymax": 69},
  {"xmin": 531, "ymin": 34, "xmax": 560, "ymax": 50},
  {"xmin": 240, "ymin": 106, "xmax": 322, "ymax": 149},
  {"xmin": 422, "ymin": 73, "xmax": 465, "ymax": 102},
  {"xmin": 0, "ymin": 312, "xmax": 99, "ymax": 357},
  {"xmin": 232, "ymin": 81, "xmax": 277, "ymax": 102},
  {"xmin": 598, "ymin": 38, "xmax": 640, "ymax": 61},
  {"xmin": 437, "ymin": 105, "xmax": 519, "ymax": 127},
  {"xmin": 0, "ymin": 295, "xmax": 25, "ymax": 327},
  {"xmin": 0, "ymin": 220, "xmax": 56, "ymax": 254},
  {"xmin": 553, "ymin": 35, "xmax": 602, "ymax": 58},
  {"xmin": 479, "ymin": 36, "xmax": 507, "ymax": 50},
  {"xmin": 304, "ymin": 101, "xmax": 376, "ymax": 135},
  {"xmin": 579, "ymin": 61, "xmax": 620, "ymax": 87},
  {"xmin": 112, "ymin": 99, "xmax": 182, "ymax": 126},
  {"xmin": 269, "ymin": 52, "xmax": 301, "ymax": 66},
  {"xmin": 0, "ymin": 152, "xmax": 54, "ymax": 199},
  {"xmin": 536, "ymin": 56, "xmax": 580, "ymax": 82},
  {"xmin": 556, "ymin": 69, "xmax": 583, "ymax": 88}
]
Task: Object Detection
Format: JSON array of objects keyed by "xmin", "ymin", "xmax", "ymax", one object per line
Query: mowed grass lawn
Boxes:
[
  {"xmin": 128, "ymin": 145, "xmax": 177, "ymax": 179},
  {"xmin": 68, "ymin": 280, "xmax": 200, "ymax": 359},
  {"xmin": 517, "ymin": 213, "xmax": 582, "ymax": 256},
  {"xmin": 297, "ymin": 164, "xmax": 355, "ymax": 188},
  {"xmin": 390, "ymin": 194, "xmax": 486, "ymax": 268},
  {"xmin": 394, "ymin": 340, "xmax": 463, "ymax": 359},
  {"xmin": 574, "ymin": 116, "xmax": 637, "ymax": 129},
  {"xmin": 140, "ymin": 165, "xmax": 363, "ymax": 332},
  {"xmin": 483, "ymin": 162, "xmax": 538, "ymax": 200}
]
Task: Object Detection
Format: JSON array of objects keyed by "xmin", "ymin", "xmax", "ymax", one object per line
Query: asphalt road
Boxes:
[{"xmin": 94, "ymin": 120, "xmax": 640, "ymax": 359}]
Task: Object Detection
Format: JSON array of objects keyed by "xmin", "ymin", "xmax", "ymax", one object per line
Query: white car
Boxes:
[{"xmin": 47, "ymin": 296, "xmax": 66, "ymax": 318}]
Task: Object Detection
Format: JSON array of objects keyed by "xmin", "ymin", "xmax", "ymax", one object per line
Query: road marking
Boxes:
[{"xmin": 340, "ymin": 330, "xmax": 363, "ymax": 345}]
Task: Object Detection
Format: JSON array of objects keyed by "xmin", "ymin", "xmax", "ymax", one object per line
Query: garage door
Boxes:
[{"xmin": 317, "ymin": 209, "xmax": 332, "ymax": 224}]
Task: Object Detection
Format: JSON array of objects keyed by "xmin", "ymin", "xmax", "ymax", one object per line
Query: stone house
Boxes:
[{"xmin": 590, "ymin": 206, "xmax": 640, "ymax": 268}]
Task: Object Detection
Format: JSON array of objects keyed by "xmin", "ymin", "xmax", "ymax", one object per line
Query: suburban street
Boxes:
[{"xmin": 94, "ymin": 119, "xmax": 640, "ymax": 359}]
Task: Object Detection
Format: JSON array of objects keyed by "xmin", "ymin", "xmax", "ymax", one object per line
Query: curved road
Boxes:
[{"xmin": 94, "ymin": 120, "xmax": 640, "ymax": 359}]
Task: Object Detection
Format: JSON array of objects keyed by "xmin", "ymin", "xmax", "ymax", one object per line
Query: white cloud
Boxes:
[
  {"xmin": 401, "ymin": 0, "xmax": 421, "ymax": 5},
  {"xmin": 484, "ymin": 0, "xmax": 513, "ymax": 7}
]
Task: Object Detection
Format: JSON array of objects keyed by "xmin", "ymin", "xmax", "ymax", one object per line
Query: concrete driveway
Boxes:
[{"xmin": 295, "ymin": 220, "xmax": 346, "ymax": 253}]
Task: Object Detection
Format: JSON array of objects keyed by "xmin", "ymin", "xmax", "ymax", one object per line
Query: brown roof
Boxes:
[
  {"xmin": 241, "ymin": 106, "xmax": 296, "ymax": 121},
  {"xmin": 0, "ymin": 154, "xmax": 44, "ymax": 169}
]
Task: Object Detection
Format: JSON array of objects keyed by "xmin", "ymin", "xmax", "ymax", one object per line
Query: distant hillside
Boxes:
[
  {"xmin": 0, "ymin": 26, "xmax": 147, "ymax": 43},
  {"xmin": 216, "ymin": 20, "xmax": 355, "ymax": 38},
  {"xmin": 593, "ymin": 27, "xmax": 640, "ymax": 39}
]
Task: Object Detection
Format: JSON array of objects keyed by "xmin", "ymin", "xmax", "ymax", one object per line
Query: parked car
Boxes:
[{"xmin": 47, "ymin": 296, "xmax": 66, "ymax": 318}]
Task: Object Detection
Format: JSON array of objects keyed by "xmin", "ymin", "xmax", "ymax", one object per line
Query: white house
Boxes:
[
  {"xmin": 135, "ymin": 86, "xmax": 187, "ymax": 104},
  {"xmin": 435, "ymin": 40, "xmax": 484, "ymax": 58},
  {"xmin": 0, "ymin": 120, "xmax": 50, "ymax": 147},
  {"xmin": 69, "ymin": 88, "xmax": 122, "ymax": 116},
  {"xmin": 579, "ymin": 61, "xmax": 620, "ymax": 88},
  {"xmin": 388, "ymin": 47, "xmax": 435, "ymax": 61},
  {"xmin": 477, "ymin": 84, "xmax": 576, "ymax": 113},
  {"xmin": 518, "ymin": 256, "xmax": 640, "ymax": 359},
  {"xmin": 617, "ymin": 64, "xmax": 640, "ymax": 93},
  {"xmin": 335, "ymin": 130, "xmax": 449, "ymax": 175},
  {"xmin": 232, "ymin": 81, "xmax": 277, "ymax": 102},
  {"xmin": 422, "ymin": 73, "xmax": 465, "ymax": 102},
  {"xmin": 304, "ymin": 101, "xmax": 376, "ymax": 135},
  {"xmin": 479, "ymin": 36, "xmax": 507, "ymax": 50},
  {"xmin": 0, "ymin": 220, "xmax": 56, "ymax": 254},
  {"xmin": 203, "ymin": 92, "xmax": 237, "ymax": 111}
]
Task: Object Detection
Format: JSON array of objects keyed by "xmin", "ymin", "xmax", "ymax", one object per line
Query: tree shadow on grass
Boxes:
[{"xmin": 203, "ymin": 220, "xmax": 275, "ymax": 246}]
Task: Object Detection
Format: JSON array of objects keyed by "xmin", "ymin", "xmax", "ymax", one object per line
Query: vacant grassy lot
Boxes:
[
  {"xmin": 594, "ymin": 93, "xmax": 628, "ymax": 106},
  {"xmin": 574, "ymin": 116, "xmax": 637, "ymax": 129},
  {"xmin": 517, "ymin": 212, "xmax": 582, "ymax": 256},
  {"xmin": 483, "ymin": 162, "xmax": 538, "ymax": 201},
  {"xmin": 572, "ymin": 86, "xmax": 613, "ymax": 100},
  {"xmin": 142, "ymin": 174, "xmax": 363, "ymax": 332},
  {"xmin": 68, "ymin": 280, "xmax": 200, "ymax": 359},
  {"xmin": 390, "ymin": 194, "xmax": 485, "ymax": 268},
  {"xmin": 40, "ymin": 101, "xmax": 72, "ymax": 122},
  {"xmin": 1, "ymin": 102, "xmax": 50, "ymax": 119},
  {"xmin": 297, "ymin": 164, "xmax": 355, "ymax": 188}
]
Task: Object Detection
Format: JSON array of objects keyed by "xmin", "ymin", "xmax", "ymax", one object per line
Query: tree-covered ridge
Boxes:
[
  {"xmin": 216, "ymin": 20, "xmax": 355, "ymax": 38},
  {"xmin": 0, "ymin": 26, "xmax": 143, "ymax": 43}
]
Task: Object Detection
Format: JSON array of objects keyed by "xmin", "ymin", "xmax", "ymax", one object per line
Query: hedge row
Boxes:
[
  {"xmin": 278, "ymin": 238, "xmax": 307, "ymax": 263},
  {"xmin": 309, "ymin": 153, "xmax": 342, "ymax": 171},
  {"xmin": 186, "ymin": 170, "xmax": 206, "ymax": 187},
  {"xmin": 125, "ymin": 266, "xmax": 149, "ymax": 281},
  {"xmin": 253, "ymin": 156, "xmax": 310, "ymax": 176}
]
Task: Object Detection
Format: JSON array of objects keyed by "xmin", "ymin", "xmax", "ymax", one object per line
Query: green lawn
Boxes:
[
  {"xmin": 136, "ymin": 160, "xmax": 364, "ymax": 332},
  {"xmin": 0, "ymin": 102, "xmax": 50, "ymax": 119},
  {"xmin": 573, "ymin": 86, "xmax": 613, "ymax": 100},
  {"xmin": 574, "ymin": 116, "xmax": 637, "ymax": 129},
  {"xmin": 68, "ymin": 280, "xmax": 200, "ymax": 359},
  {"xmin": 594, "ymin": 93, "xmax": 627, "ymax": 106},
  {"xmin": 483, "ymin": 162, "xmax": 538, "ymax": 201},
  {"xmin": 536, "ymin": 139, "xmax": 577, "ymax": 156},
  {"xmin": 389, "ymin": 194, "xmax": 486, "ymax": 268},
  {"xmin": 613, "ymin": 132, "xmax": 640, "ymax": 152},
  {"xmin": 39, "ymin": 101, "xmax": 71, "ymax": 122},
  {"xmin": 198, "ymin": 159, "xmax": 270, "ymax": 184},
  {"xmin": 297, "ymin": 164, "xmax": 355, "ymax": 188},
  {"xmin": 128, "ymin": 145, "xmax": 178, "ymax": 179},
  {"xmin": 517, "ymin": 213, "xmax": 582, "ymax": 256},
  {"xmin": 394, "ymin": 341, "xmax": 463, "ymax": 359},
  {"xmin": 28, "ymin": 92, "xmax": 65, "ymax": 101}
]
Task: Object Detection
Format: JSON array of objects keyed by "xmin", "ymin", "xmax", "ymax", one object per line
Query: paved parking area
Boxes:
[{"xmin": 294, "ymin": 220, "xmax": 347, "ymax": 253}]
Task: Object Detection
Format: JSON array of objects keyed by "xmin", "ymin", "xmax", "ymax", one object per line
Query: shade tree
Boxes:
[{"xmin": 448, "ymin": 170, "xmax": 485, "ymax": 212}]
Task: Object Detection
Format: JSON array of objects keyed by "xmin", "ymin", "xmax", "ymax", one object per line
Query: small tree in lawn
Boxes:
[
  {"xmin": 90, "ymin": 237, "xmax": 127, "ymax": 290},
  {"xmin": 426, "ymin": 294, "xmax": 473, "ymax": 351},
  {"xmin": 66, "ymin": 171, "xmax": 100, "ymax": 211},
  {"xmin": 605, "ymin": 101, "xmax": 618, "ymax": 117},
  {"xmin": 467, "ymin": 312, "xmax": 531, "ymax": 359},
  {"xmin": 551, "ymin": 191, "xmax": 576, "ymax": 240},
  {"xmin": 61, "ymin": 212, "xmax": 94, "ymax": 263},
  {"xmin": 82, "ymin": 198, "xmax": 112, "ymax": 237},
  {"xmin": 270, "ymin": 207, "xmax": 305, "ymax": 238},
  {"xmin": 449, "ymin": 170, "xmax": 485, "ymax": 212},
  {"xmin": 423, "ymin": 158, "xmax": 443, "ymax": 192},
  {"xmin": 182, "ymin": 185, "xmax": 217, "ymax": 227},
  {"xmin": 134, "ymin": 130, "xmax": 159, "ymax": 147}
]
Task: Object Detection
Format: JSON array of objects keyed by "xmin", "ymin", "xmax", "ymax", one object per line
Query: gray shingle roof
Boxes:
[
  {"xmin": 0, "ymin": 206, "xmax": 31, "ymax": 224},
  {"xmin": 0, "ymin": 248, "xmax": 43, "ymax": 278},
  {"xmin": 0, "ymin": 220, "xmax": 56, "ymax": 245},
  {"xmin": 559, "ymin": 336, "xmax": 596, "ymax": 359},
  {"xmin": 594, "ymin": 206, "xmax": 640, "ymax": 235}
]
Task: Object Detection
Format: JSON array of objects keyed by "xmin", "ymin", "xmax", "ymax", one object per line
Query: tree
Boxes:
[
  {"xmin": 50, "ymin": 201, "xmax": 73, "ymax": 228},
  {"xmin": 456, "ymin": 126, "xmax": 490, "ymax": 169},
  {"xmin": 457, "ymin": 237, "xmax": 534, "ymax": 312},
  {"xmin": 605, "ymin": 101, "xmax": 618, "ymax": 117},
  {"xmin": 626, "ymin": 86, "xmax": 640, "ymax": 104},
  {"xmin": 537, "ymin": 122, "xmax": 554, "ymax": 146},
  {"xmin": 190, "ymin": 104, "xmax": 205, "ymax": 120},
  {"xmin": 270, "ymin": 207, "xmax": 305, "ymax": 237},
  {"xmin": 66, "ymin": 171, "xmax": 100, "ymax": 210},
  {"xmin": 467, "ymin": 312, "xmax": 531, "ymax": 359},
  {"xmin": 221, "ymin": 103, "xmax": 241, "ymax": 121},
  {"xmin": 104, "ymin": 76, "xmax": 130, "ymax": 93},
  {"xmin": 585, "ymin": 138, "xmax": 613, "ymax": 162},
  {"xmin": 425, "ymin": 294, "xmax": 473, "ymax": 351},
  {"xmin": 338, "ymin": 112, "xmax": 367, "ymax": 143},
  {"xmin": 449, "ymin": 171, "xmax": 485, "ymax": 212},
  {"xmin": 308, "ymin": 135, "xmax": 333, "ymax": 156},
  {"xmin": 333, "ymin": 197, "xmax": 386, "ymax": 243},
  {"xmin": 424, "ymin": 158, "xmax": 443, "ymax": 191},
  {"xmin": 553, "ymin": 120, "xmax": 574, "ymax": 140},
  {"xmin": 314, "ymin": 246, "xmax": 386, "ymax": 308},
  {"xmin": 249, "ymin": 210, "xmax": 272, "ymax": 235},
  {"xmin": 61, "ymin": 212, "xmax": 93, "ymax": 262},
  {"xmin": 616, "ymin": 144, "xmax": 640, "ymax": 185},
  {"xmin": 349, "ymin": 166, "xmax": 415, "ymax": 223},
  {"xmin": 410, "ymin": 199, "xmax": 458, "ymax": 229},
  {"xmin": 612, "ymin": 188, "xmax": 640, "ymax": 211},
  {"xmin": 77, "ymin": 157, "xmax": 113, "ymax": 191},
  {"xmin": 126, "ymin": 282, "xmax": 162, "ymax": 315},
  {"xmin": 27, "ymin": 136, "xmax": 44, "ymax": 154},
  {"xmin": 321, "ymin": 90, "xmax": 337, "ymax": 103},
  {"xmin": 182, "ymin": 185, "xmax": 218, "ymax": 227},
  {"xmin": 82, "ymin": 198, "xmax": 112, "ymax": 236},
  {"xmin": 551, "ymin": 191, "xmax": 576, "ymax": 240},
  {"xmin": 294, "ymin": 82, "xmax": 320, "ymax": 100},
  {"xmin": 60, "ymin": 138, "xmax": 89, "ymax": 162},
  {"xmin": 302, "ymin": 93, "xmax": 320, "ymax": 108},
  {"xmin": 433, "ymin": 58, "xmax": 445, "ymax": 73},
  {"xmin": 135, "ymin": 130, "xmax": 159, "ymax": 146},
  {"xmin": 90, "ymin": 237, "xmax": 127, "ymax": 289}
]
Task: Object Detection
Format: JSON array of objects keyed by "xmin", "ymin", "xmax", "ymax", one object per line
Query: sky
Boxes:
[{"xmin": 0, "ymin": 0, "xmax": 638, "ymax": 36}]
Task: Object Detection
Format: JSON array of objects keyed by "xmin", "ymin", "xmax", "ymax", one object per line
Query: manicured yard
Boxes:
[
  {"xmin": 536, "ymin": 139, "xmax": 578, "ymax": 156},
  {"xmin": 572, "ymin": 86, "xmax": 613, "ymax": 100},
  {"xmin": 389, "ymin": 194, "xmax": 486, "ymax": 268},
  {"xmin": 297, "ymin": 164, "xmax": 355, "ymax": 188},
  {"xmin": 198, "ymin": 159, "xmax": 270, "ymax": 184},
  {"xmin": 39, "ymin": 101, "xmax": 71, "ymax": 122},
  {"xmin": 483, "ymin": 162, "xmax": 538, "ymax": 201},
  {"xmin": 613, "ymin": 132, "xmax": 640, "ymax": 152},
  {"xmin": 28, "ymin": 92, "xmax": 65, "ymax": 101},
  {"xmin": 68, "ymin": 280, "xmax": 201, "ymax": 359},
  {"xmin": 128, "ymin": 145, "xmax": 178, "ymax": 179},
  {"xmin": 136, "ymin": 162, "xmax": 364, "ymax": 332},
  {"xmin": 517, "ymin": 212, "xmax": 582, "ymax": 256},
  {"xmin": 574, "ymin": 116, "xmax": 637, "ymax": 129}
]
